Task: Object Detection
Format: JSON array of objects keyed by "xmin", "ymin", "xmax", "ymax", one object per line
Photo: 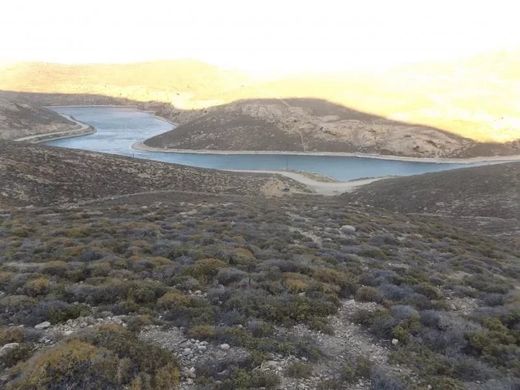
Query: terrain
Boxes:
[
  {"xmin": 0, "ymin": 141, "xmax": 305, "ymax": 208},
  {"xmin": 1, "ymin": 139, "xmax": 519, "ymax": 389},
  {"xmin": 2, "ymin": 50, "xmax": 520, "ymax": 145},
  {"xmin": 347, "ymin": 162, "xmax": 520, "ymax": 248},
  {"xmin": 144, "ymin": 98, "xmax": 486, "ymax": 158},
  {"xmin": 0, "ymin": 95, "xmax": 76, "ymax": 141}
]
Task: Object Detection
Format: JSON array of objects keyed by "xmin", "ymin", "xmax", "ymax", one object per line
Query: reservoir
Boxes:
[{"xmin": 47, "ymin": 106, "xmax": 474, "ymax": 182}]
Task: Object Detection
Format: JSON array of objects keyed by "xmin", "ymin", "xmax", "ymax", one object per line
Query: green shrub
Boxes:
[
  {"xmin": 23, "ymin": 276, "xmax": 50, "ymax": 297},
  {"xmin": 187, "ymin": 324, "xmax": 216, "ymax": 340},
  {"xmin": 0, "ymin": 343, "xmax": 33, "ymax": 368},
  {"xmin": 0, "ymin": 327, "xmax": 25, "ymax": 344},
  {"xmin": 6, "ymin": 324, "xmax": 180, "ymax": 389},
  {"xmin": 355, "ymin": 286, "xmax": 382, "ymax": 303},
  {"xmin": 41, "ymin": 261, "xmax": 68, "ymax": 276},
  {"xmin": 340, "ymin": 355, "xmax": 373, "ymax": 383},
  {"xmin": 286, "ymin": 361, "xmax": 313, "ymax": 378},
  {"xmin": 187, "ymin": 258, "xmax": 227, "ymax": 282},
  {"xmin": 157, "ymin": 290, "xmax": 191, "ymax": 309}
]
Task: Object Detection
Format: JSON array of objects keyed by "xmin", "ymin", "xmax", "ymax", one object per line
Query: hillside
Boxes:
[
  {"xmin": 347, "ymin": 162, "xmax": 520, "ymax": 219},
  {"xmin": 1, "ymin": 166, "xmax": 519, "ymax": 388},
  {"xmin": 2, "ymin": 51, "xmax": 520, "ymax": 144},
  {"xmin": 143, "ymin": 98, "xmax": 482, "ymax": 157},
  {"xmin": 0, "ymin": 61, "xmax": 249, "ymax": 109},
  {"xmin": 346, "ymin": 162, "xmax": 520, "ymax": 246},
  {"xmin": 0, "ymin": 141, "xmax": 306, "ymax": 208},
  {"xmin": 0, "ymin": 94, "xmax": 75, "ymax": 140}
]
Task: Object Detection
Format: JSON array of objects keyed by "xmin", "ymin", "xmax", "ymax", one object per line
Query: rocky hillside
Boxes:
[
  {"xmin": 346, "ymin": 161, "xmax": 520, "ymax": 247},
  {"xmin": 2, "ymin": 52, "xmax": 520, "ymax": 144},
  {"xmin": 145, "ymin": 98, "xmax": 482, "ymax": 158},
  {"xmin": 0, "ymin": 94, "xmax": 74, "ymax": 140},
  {"xmin": 0, "ymin": 142, "xmax": 306, "ymax": 208},
  {"xmin": 1, "ymin": 185, "xmax": 519, "ymax": 389},
  {"xmin": 347, "ymin": 162, "xmax": 520, "ymax": 219}
]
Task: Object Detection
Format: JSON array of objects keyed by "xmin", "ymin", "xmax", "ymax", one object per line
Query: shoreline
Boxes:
[
  {"xmin": 132, "ymin": 141, "xmax": 520, "ymax": 165},
  {"xmin": 26, "ymin": 106, "xmax": 519, "ymax": 195},
  {"xmin": 228, "ymin": 169, "xmax": 386, "ymax": 195},
  {"xmin": 42, "ymin": 105, "xmax": 520, "ymax": 165},
  {"xmin": 14, "ymin": 114, "xmax": 96, "ymax": 143}
]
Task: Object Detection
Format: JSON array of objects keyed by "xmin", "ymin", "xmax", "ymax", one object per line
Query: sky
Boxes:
[{"xmin": 1, "ymin": 0, "xmax": 519, "ymax": 74}]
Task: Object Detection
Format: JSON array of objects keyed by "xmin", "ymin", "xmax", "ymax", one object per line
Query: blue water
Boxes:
[{"xmin": 46, "ymin": 106, "xmax": 474, "ymax": 181}]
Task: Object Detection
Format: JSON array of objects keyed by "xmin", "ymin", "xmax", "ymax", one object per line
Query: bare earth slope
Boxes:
[
  {"xmin": 0, "ymin": 142, "xmax": 306, "ymax": 208},
  {"xmin": 145, "ymin": 98, "xmax": 502, "ymax": 158},
  {"xmin": 0, "ymin": 94, "xmax": 75, "ymax": 140}
]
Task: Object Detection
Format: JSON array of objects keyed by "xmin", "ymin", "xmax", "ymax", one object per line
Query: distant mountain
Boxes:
[
  {"xmin": 1, "ymin": 51, "xmax": 520, "ymax": 144},
  {"xmin": 0, "ymin": 60, "xmax": 250, "ymax": 108}
]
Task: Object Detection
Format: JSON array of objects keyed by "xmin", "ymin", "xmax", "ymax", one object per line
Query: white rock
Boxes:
[
  {"xmin": 340, "ymin": 225, "xmax": 356, "ymax": 234},
  {"xmin": 35, "ymin": 321, "xmax": 51, "ymax": 329},
  {"xmin": 219, "ymin": 343, "xmax": 230, "ymax": 351},
  {"xmin": 0, "ymin": 343, "xmax": 19, "ymax": 356},
  {"xmin": 263, "ymin": 360, "xmax": 278, "ymax": 370},
  {"xmin": 391, "ymin": 338, "xmax": 399, "ymax": 346}
]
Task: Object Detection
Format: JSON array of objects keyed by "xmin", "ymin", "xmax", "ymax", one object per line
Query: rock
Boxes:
[
  {"xmin": 391, "ymin": 338, "xmax": 399, "ymax": 346},
  {"xmin": 0, "ymin": 342, "xmax": 19, "ymax": 356},
  {"xmin": 219, "ymin": 343, "xmax": 230, "ymax": 351},
  {"xmin": 263, "ymin": 360, "xmax": 278, "ymax": 370},
  {"xmin": 35, "ymin": 321, "xmax": 51, "ymax": 329},
  {"xmin": 183, "ymin": 347, "xmax": 192, "ymax": 355},
  {"xmin": 340, "ymin": 225, "xmax": 356, "ymax": 234}
]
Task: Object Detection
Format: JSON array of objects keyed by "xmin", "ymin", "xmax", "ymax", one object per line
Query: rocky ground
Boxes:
[{"xmin": 0, "ymin": 185, "xmax": 519, "ymax": 389}]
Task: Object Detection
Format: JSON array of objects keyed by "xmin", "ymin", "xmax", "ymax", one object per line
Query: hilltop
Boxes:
[
  {"xmin": 0, "ymin": 61, "xmax": 248, "ymax": 108},
  {"xmin": 144, "ymin": 98, "xmax": 480, "ymax": 158},
  {"xmin": 1, "ymin": 51, "xmax": 520, "ymax": 145}
]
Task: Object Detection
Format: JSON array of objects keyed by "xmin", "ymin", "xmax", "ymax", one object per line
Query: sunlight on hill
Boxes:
[{"xmin": 1, "ymin": 51, "xmax": 519, "ymax": 143}]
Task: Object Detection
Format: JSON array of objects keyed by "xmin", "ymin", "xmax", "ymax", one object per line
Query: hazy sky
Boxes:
[{"xmin": 1, "ymin": 0, "xmax": 519, "ymax": 74}]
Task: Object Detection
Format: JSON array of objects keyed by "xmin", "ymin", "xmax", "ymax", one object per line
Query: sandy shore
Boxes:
[
  {"xmin": 133, "ymin": 141, "xmax": 520, "ymax": 165},
  {"xmin": 230, "ymin": 170, "xmax": 386, "ymax": 195}
]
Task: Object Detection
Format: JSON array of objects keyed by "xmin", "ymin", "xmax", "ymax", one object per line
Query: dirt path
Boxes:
[{"xmin": 230, "ymin": 170, "xmax": 385, "ymax": 195}]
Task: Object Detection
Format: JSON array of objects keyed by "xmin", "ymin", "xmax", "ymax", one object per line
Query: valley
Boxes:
[{"xmin": 0, "ymin": 61, "xmax": 519, "ymax": 390}]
